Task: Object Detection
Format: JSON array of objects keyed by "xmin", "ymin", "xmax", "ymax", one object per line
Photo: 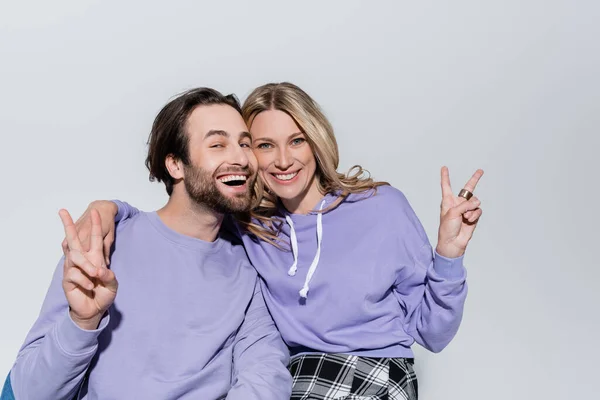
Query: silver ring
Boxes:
[{"xmin": 458, "ymin": 189, "xmax": 473, "ymax": 200}]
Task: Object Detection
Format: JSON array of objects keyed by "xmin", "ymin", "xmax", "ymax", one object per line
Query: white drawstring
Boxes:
[
  {"xmin": 285, "ymin": 215, "xmax": 298, "ymax": 276},
  {"xmin": 286, "ymin": 200, "xmax": 326, "ymax": 298}
]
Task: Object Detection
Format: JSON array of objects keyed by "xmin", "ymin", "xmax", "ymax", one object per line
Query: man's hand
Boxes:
[
  {"xmin": 60, "ymin": 208, "xmax": 118, "ymax": 330},
  {"xmin": 61, "ymin": 201, "xmax": 118, "ymax": 265}
]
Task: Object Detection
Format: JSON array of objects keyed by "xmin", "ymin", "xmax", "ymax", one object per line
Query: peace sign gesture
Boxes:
[
  {"xmin": 60, "ymin": 208, "xmax": 118, "ymax": 330},
  {"xmin": 435, "ymin": 167, "xmax": 484, "ymax": 259}
]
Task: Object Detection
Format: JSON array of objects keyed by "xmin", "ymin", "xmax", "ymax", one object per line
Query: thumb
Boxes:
[
  {"xmin": 97, "ymin": 268, "xmax": 118, "ymax": 292},
  {"xmin": 452, "ymin": 196, "xmax": 480, "ymax": 216}
]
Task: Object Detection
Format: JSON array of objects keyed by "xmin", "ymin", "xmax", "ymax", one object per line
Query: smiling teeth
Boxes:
[
  {"xmin": 275, "ymin": 172, "xmax": 298, "ymax": 181},
  {"xmin": 218, "ymin": 175, "xmax": 247, "ymax": 183}
]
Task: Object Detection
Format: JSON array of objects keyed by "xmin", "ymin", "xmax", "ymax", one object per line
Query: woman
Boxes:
[{"xmin": 82, "ymin": 82, "xmax": 483, "ymax": 399}]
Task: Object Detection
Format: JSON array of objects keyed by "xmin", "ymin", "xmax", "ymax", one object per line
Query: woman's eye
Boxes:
[
  {"xmin": 291, "ymin": 138, "xmax": 305, "ymax": 146},
  {"xmin": 256, "ymin": 143, "xmax": 273, "ymax": 149}
]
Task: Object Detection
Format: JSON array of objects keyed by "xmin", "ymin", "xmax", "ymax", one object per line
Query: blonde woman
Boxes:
[{"xmin": 78, "ymin": 82, "xmax": 483, "ymax": 399}]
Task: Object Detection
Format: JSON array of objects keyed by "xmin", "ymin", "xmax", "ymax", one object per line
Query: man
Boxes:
[{"xmin": 6, "ymin": 88, "xmax": 292, "ymax": 399}]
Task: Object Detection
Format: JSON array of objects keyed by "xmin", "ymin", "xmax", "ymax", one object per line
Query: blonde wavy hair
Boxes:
[{"xmin": 238, "ymin": 82, "xmax": 388, "ymax": 246}]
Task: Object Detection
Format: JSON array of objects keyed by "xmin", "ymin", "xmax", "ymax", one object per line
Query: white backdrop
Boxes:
[{"xmin": 1, "ymin": 1, "xmax": 598, "ymax": 399}]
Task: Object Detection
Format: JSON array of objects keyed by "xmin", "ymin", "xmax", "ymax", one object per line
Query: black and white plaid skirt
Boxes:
[{"xmin": 289, "ymin": 353, "xmax": 418, "ymax": 400}]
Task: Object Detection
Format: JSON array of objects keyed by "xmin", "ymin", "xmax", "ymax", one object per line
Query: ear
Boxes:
[{"xmin": 165, "ymin": 154, "xmax": 185, "ymax": 180}]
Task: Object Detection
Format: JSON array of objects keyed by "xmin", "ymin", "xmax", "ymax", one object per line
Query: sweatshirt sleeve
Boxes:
[
  {"xmin": 112, "ymin": 200, "xmax": 141, "ymax": 222},
  {"xmin": 9, "ymin": 257, "xmax": 110, "ymax": 400},
  {"xmin": 226, "ymin": 278, "xmax": 292, "ymax": 400},
  {"xmin": 388, "ymin": 189, "xmax": 468, "ymax": 353}
]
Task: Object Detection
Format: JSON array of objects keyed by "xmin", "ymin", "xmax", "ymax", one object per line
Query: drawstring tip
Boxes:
[
  {"xmin": 287, "ymin": 267, "xmax": 297, "ymax": 276},
  {"xmin": 299, "ymin": 287, "xmax": 309, "ymax": 298}
]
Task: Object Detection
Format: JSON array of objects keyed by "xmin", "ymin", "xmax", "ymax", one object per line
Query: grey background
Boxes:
[{"xmin": 1, "ymin": 1, "xmax": 598, "ymax": 398}]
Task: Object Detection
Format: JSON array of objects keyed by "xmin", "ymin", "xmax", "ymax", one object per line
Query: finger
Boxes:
[
  {"xmin": 440, "ymin": 166, "xmax": 453, "ymax": 198},
  {"xmin": 468, "ymin": 208, "xmax": 483, "ymax": 223},
  {"xmin": 97, "ymin": 268, "xmax": 118, "ymax": 292},
  {"xmin": 62, "ymin": 253, "xmax": 71, "ymax": 275},
  {"xmin": 453, "ymin": 196, "xmax": 481, "ymax": 216},
  {"xmin": 90, "ymin": 209, "xmax": 103, "ymax": 253},
  {"xmin": 62, "ymin": 238, "xmax": 69, "ymax": 256},
  {"xmin": 104, "ymin": 231, "xmax": 114, "ymax": 266},
  {"xmin": 76, "ymin": 212, "xmax": 92, "ymax": 252},
  {"xmin": 67, "ymin": 250, "xmax": 99, "ymax": 278},
  {"xmin": 463, "ymin": 169, "xmax": 484, "ymax": 193},
  {"xmin": 463, "ymin": 210, "xmax": 473, "ymax": 219},
  {"xmin": 459, "ymin": 212, "xmax": 481, "ymax": 238},
  {"xmin": 59, "ymin": 209, "xmax": 83, "ymax": 252},
  {"xmin": 64, "ymin": 267, "xmax": 95, "ymax": 291}
]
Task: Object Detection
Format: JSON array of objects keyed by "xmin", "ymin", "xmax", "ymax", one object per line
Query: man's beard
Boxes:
[{"xmin": 183, "ymin": 163, "xmax": 256, "ymax": 214}]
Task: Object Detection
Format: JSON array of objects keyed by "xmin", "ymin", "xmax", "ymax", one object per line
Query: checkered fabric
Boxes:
[{"xmin": 289, "ymin": 353, "xmax": 418, "ymax": 400}]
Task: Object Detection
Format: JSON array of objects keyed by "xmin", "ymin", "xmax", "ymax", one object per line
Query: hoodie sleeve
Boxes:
[
  {"xmin": 388, "ymin": 188, "xmax": 468, "ymax": 353},
  {"xmin": 227, "ymin": 278, "xmax": 292, "ymax": 400},
  {"xmin": 9, "ymin": 257, "xmax": 110, "ymax": 400}
]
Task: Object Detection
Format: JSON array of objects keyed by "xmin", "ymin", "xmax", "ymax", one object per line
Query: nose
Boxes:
[
  {"xmin": 274, "ymin": 147, "xmax": 293, "ymax": 170},
  {"xmin": 229, "ymin": 144, "xmax": 249, "ymax": 168}
]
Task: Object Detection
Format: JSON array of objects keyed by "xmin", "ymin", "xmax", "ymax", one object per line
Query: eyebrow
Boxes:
[
  {"xmin": 254, "ymin": 131, "xmax": 303, "ymax": 142},
  {"xmin": 205, "ymin": 130, "xmax": 252, "ymax": 142},
  {"xmin": 239, "ymin": 131, "xmax": 252, "ymax": 142},
  {"xmin": 204, "ymin": 130, "xmax": 229, "ymax": 139}
]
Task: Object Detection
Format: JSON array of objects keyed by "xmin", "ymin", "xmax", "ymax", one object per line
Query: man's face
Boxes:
[{"xmin": 181, "ymin": 104, "xmax": 258, "ymax": 214}]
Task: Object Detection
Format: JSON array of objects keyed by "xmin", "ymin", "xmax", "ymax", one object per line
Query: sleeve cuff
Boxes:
[
  {"xmin": 54, "ymin": 310, "xmax": 110, "ymax": 356},
  {"xmin": 432, "ymin": 251, "xmax": 466, "ymax": 280}
]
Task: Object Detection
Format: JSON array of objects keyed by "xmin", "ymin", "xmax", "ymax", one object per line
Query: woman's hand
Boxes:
[{"xmin": 436, "ymin": 166, "xmax": 484, "ymax": 259}]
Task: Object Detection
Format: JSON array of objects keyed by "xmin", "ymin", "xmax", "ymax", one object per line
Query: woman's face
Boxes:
[{"xmin": 250, "ymin": 109, "xmax": 320, "ymax": 212}]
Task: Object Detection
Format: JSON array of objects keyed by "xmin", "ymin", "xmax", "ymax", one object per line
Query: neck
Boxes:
[
  {"xmin": 281, "ymin": 177, "xmax": 324, "ymax": 215},
  {"xmin": 157, "ymin": 192, "xmax": 223, "ymax": 242}
]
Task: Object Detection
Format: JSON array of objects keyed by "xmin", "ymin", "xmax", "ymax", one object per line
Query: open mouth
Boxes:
[
  {"xmin": 272, "ymin": 171, "xmax": 299, "ymax": 182},
  {"xmin": 217, "ymin": 174, "xmax": 248, "ymax": 187}
]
